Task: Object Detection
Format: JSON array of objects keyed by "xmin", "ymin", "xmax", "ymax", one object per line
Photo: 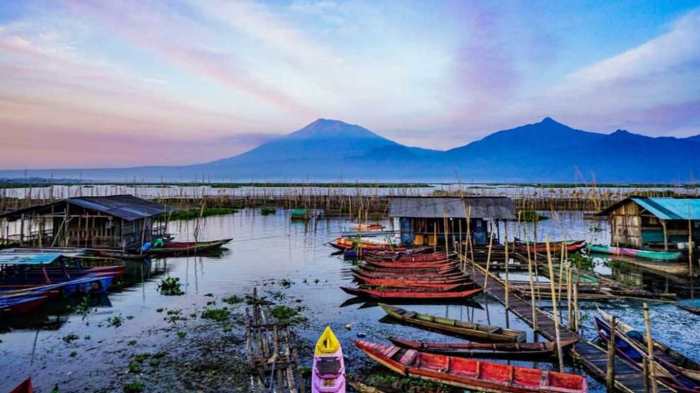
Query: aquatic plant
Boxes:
[
  {"xmin": 62, "ymin": 334, "xmax": 79, "ymax": 343},
  {"xmin": 158, "ymin": 277, "xmax": 184, "ymax": 296},
  {"xmin": 169, "ymin": 207, "xmax": 237, "ymax": 220},
  {"xmin": 76, "ymin": 296, "xmax": 92, "ymax": 320},
  {"xmin": 201, "ymin": 307, "xmax": 231, "ymax": 322},
  {"xmin": 107, "ymin": 315, "xmax": 124, "ymax": 328},
  {"xmin": 123, "ymin": 381, "xmax": 145, "ymax": 393},
  {"xmin": 222, "ymin": 294, "xmax": 244, "ymax": 305},
  {"xmin": 270, "ymin": 305, "xmax": 306, "ymax": 325}
]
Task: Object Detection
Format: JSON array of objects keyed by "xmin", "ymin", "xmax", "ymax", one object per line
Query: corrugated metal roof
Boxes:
[
  {"xmin": 631, "ymin": 197, "xmax": 700, "ymax": 220},
  {"xmin": 0, "ymin": 195, "xmax": 167, "ymax": 222},
  {"xmin": 68, "ymin": 195, "xmax": 166, "ymax": 221},
  {"xmin": 389, "ymin": 197, "xmax": 515, "ymax": 220}
]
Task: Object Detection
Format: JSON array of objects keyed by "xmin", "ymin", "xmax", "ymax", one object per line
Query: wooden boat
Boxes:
[
  {"xmin": 329, "ymin": 237, "xmax": 404, "ymax": 252},
  {"xmin": 389, "ymin": 337, "xmax": 577, "ymax": 359},
  {"xmin": 515, "ymin": 240, "xmax": 587, "ymax": 254},
  {"xmin": 365, "ymin": 252, "xmax": 449, "ymax": 263},
  {"xmin": 677, "ymin": 299, "xmax": 700, "ymax": 315},
  {"xmin": 355, "ymin": 276, "xmax": 472, "ymax": 288},
  {"xmin": 355, "ymin": 340, "xmax": 587, "ymax": 393},
  {"xmin": 361, "ymin": 246, "xmax": 434, "ymax": 260},
  {"xmin": 312, "ymin": 326, "xmax": 346, "ymax": 393},
  {"xmin": 362, "ymin": 260, "xmax": 453, "ymax": 270},
  {"xmin": 380, "ymin": 304, "xmax": 524, "ymax": 342},
  {"xmin": 10, "ymin": 378, "xmax": 32, "ymax": 393},
  {"xmin": 596, "ymin": 310, "xmax": 700, "ymax": 386},
  {"xmin": 352, "ymin": 223, "xmax": 385, "ymax": 232},
  {"xmin": 351, "ymin": 268, "xmax": 465, "ymax": 280},
  {"xmin": 148, "ymin": 239, "xmax": 232, "ymax": 256},
  {"xmin": 341, "ymin": 287, "xmax": 481, "ymax": 302},
  {"xmin": 362, "ymin": 282, "xmax": 471, "ymax": 292},
  {"xmin": 0, "ymin": 295, "xmax": 47, "ymax": 316},
  {"xmin": 357, "ymin": 264, "xmax": 458, "ymax": 275},
  {"xmin": 587, "ymin": 244, "xmax": 681, "ymax": 261}
]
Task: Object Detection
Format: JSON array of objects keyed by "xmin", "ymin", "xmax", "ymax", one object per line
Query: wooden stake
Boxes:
[
  {"xmin": 483, "ymin": 232, "xmax": 495, "ymax": 289},
  {"xmin": 526, "ymin": 237, "xmax": 538, "ymax": 331},
  {"xmin": 546, "ymin": 238, "xmax": 564, "ymax": 372},
  {"xmin": 504, "ymin": 220, "xmax": 510, "ymax": 310},
  {"xmin": 643, "ymin": 303, "xmax": 657, "ymax": 393},
  {"xmin": 606, "ymin": 315, "xmax": 617, "ymax": 391}
]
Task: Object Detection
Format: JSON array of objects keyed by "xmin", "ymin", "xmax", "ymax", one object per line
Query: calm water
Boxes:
[{"xmin": 1, "ymin": 209, "xmax": 698, "ymax": 392}]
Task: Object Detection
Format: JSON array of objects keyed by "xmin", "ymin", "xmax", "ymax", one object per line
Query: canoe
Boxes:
[
  {"xmin": 515, "ymin": 240, "xmax": 587, "ymax": 254},
  {"xmin": 363, "ymin": 259, "xmax": 453, "ymax": 269},
  {"xmin": 365, "ymin": 252, "xmax": 449, "ymax": 263},
  {"xmin": 312, "ymin": 326, "xmax": 346, "ymax": 393},
  {"xmin": 351, "ymin": 268, "xmax": 465, "ymax": 280},
  {"xmin": 355, "ymin": 340, "xmax": 587, "ymax": 393},
  {"xmin": 596, "ymin": 310, "xmax": 700, "ymax": 386},
  {"xmin": 357, "ymin": 264, "xmax": 458, "ymax": 274},
  {"xmin": 361, "ymin": 247, "xmax": 434, "ymax": 260},
  {"xmin": 0, "ymin": 295, "xmax": 47, "ymax": 316},
  {"xmin": 587, "ymin": 244, "xmax": 681, "ymax": 261},
  {"xmin": 389, "ymin": 337, "xmax": 577, "ymax": 359},
  {"xmin": 351, "ymin": 223, "xmax": 384, "ymax": 232},
  {"xmin": 341, "ymin": 287, "xmax": 482, "ymax": 301},
  {"xmin": 329, "ymin": 237, "xmax": 404, "ymax": 252},
  {"xmin": 355, "ymin": 276, "xmax": 473, "ymax": 288},
  {"xmin": 677, "ymin": 299, "xmax": 700, "ymax": 315},
  {"xmin": 362, "ymin": 283, "xmax": 473, "ymax": 293},
  {"xmin": 380, "ymin": 304, "xmax": 525, "ymax": 343},
  {"xmin": 148, "ymin": 239, "xmax": 232, "ymax": 256},
  {"xmin": 10, "ymin": 378, "xmax": 32, "ymax": 393}
]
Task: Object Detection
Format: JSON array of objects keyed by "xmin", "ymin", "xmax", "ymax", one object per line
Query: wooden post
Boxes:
[
  {"xmin": 504, "ymin": 220, "xmax": 510, "ymax": 310},
  {"xmin": 443, "ymin": 213, "xmax": 449, "ymax": 256},
  {"xmin": 689, "ymin": 220, "xmax": 694, "ymax": 281},
  {"xmin": 643, "ymin": 303, "xmax": 657, "ymax": 393},
  {"xmin": 606, "ymin": 315, "xmax": 617, "ymax": 391},
  {"xmin": 483, "ymin": 232, "xmax": 495, "ymax": 289},
  {"xmin": 526, "ymin": 237, "xmax": 538, "ymax": 331},
  {"xmin": 546, "ymin": 239, "xmax": 564, "ymax": 372},
  {"xmin": 567, "ymin": 265, "xmax": 573, "ymax": 330},
  {"xmin": 661, "ymin": 220, "xmax": 668, "ymax": 251},
  {"xmin": 19, "ymin": 214, "xmax": 24, "ymax": 246},
  {"xmin": 573, "ymin": 269, "xmax": 580, "ymax": 333}
]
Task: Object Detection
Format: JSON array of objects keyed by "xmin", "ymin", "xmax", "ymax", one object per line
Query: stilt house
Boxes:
[
  {"xmin": 388, "ymin": 196, "xmax": 515, "ymax": 247},
  {"xmin": 0, "ymin": 195, "xmax": 169, "ymax": 251}
]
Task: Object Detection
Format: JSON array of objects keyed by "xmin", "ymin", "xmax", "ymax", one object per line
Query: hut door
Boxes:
[{"xmin": 400, "ymin": 218, "xmax": 413, "ymax": 247}]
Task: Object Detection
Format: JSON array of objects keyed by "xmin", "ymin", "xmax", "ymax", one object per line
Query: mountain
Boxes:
[{"xmin": 1, "ymin": 118, "xmax": 699, "ymax": 182}]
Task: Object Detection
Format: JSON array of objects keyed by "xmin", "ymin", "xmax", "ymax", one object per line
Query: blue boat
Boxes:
[
  {"xmin": 595, "ymin": 311, "xmax": 700, "ymax": 390},
  {"xmin": 0, "ymin": 294, "xmax": 47, "ymax": 316},
  {"xmin": 677, "ymin": 299, "xmax": 700, "ymax": 315}
]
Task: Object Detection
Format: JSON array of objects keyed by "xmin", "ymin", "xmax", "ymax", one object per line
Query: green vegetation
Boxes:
[
  {"xmin": 62, "ymin": 334, "xmax": 79, "ymax": 343},
  {"xmin": 168, "ymin": 207, "xmax": 237, "ymax": 220},
  {"xmin": 270, "ymin": 305, "xmax": 306, "ymax": 325},
  {"xmin": 201, "ymin": 307, "xmax": 230, "ymax": 322},
  {"xmin": 106, "ymin": 315, "xmax": 124, "ymax": 328},
  {"xmin": 260, "ymin": 206, "xmax": 276, "ymax": 215},
  {"xmin": 519, "ymin": 210, "xmax": 548, "ymax": 222},
  {"xmin": 222, "ymin": 294, "xmax": 244, "ymax": 305},
  {"xmin": 158, "ymin": 277, "xmax": 184, "ymax": 295},
  {"xmin": 123, "ymin": 381, "xmax": 145, "ymax": 393}
]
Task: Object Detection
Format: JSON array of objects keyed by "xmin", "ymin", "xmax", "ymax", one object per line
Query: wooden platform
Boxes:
[{"xmin": 464, "ymin": 258, "xmax": 675, "ymax": 393}]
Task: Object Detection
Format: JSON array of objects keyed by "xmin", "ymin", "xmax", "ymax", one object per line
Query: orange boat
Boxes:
[
  {"xmin": 351, "ymin": 268, "xmax": 465, "ymax": 280},
  {"xmin": 356, "ymin": 340, "xmax": 587, "ymax": 393},
  {"xmin": 341, "ymin": 286, "xmax": 481, "ymax": 301}
]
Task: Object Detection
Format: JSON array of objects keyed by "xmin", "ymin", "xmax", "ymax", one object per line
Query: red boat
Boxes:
[
  {"xmin": 341, "ymin": 286, "xmax": 482, "ymax": 301},
  {"xmin": 356, "ymin": 340, "xmax": 587, "ymax": 393},
  {"xmin": 355, "ymin": 276, "xmax": 473, "ymax": 288},
  {"xmin": 366, "ymin": 252, "xmax": 449, "ymax": 263},
  {"xmin": 10, "ymin": 378, "xmax": 32, "ymax": 393},
  {"xmin": 361, "ymin": 282, "xmax": 474, "ymax": 292},
  {"xmin": 0, "ymin": 295, "xmax": 48, "ymax": 316},
  {"xmin": 361, "ymin": 247, "xmax": 434, "ymax": 260},
  {"xmin": 514, "ymin": 240, "xmax": 586, "ymax": 254},
  {"xmin": 363, "ymin": 259, "xmax": 453, "ymax": 269},
  {"xmin": 359, "ymin": 264, "xmax": 458, "ymax": 274},
  {"xmin": 351, "ymin": 268, "xmax": 465, "ymax": 280}
]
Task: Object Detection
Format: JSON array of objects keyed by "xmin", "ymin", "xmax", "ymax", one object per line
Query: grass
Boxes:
[
  {"xmin": 201, "ymin": 307, "xmax": 230, "ymax": 322},
  {"xmin": 168, "ymin": 207, "xmax": 237, "ymax": 220},
  {"xmin": 158, "ymin": 277, "xmax": 184, "ymax": 296}
]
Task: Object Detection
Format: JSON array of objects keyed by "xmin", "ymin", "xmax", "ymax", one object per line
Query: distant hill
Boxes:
[{"xmin": 1, "ymin": 118, "xmax": 699, "ymax": 182}]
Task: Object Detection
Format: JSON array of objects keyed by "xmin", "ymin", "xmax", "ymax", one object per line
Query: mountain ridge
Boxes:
[{"xmin": 1, "ymin": 118, "xmax": 698, "ymax": 182}]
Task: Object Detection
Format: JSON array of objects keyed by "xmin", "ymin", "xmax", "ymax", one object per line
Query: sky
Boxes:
[{"xmin": 1, "ymin": 0, "xmax": 699, "ymax": 169}]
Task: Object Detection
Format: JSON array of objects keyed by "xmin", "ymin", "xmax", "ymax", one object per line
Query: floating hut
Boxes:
[
  {"xmin": 0, "ymin": 195, "xmax": 169, "ymax": 251},
  {"xmin": 388, "ymin": 196, "xmax": 515, "ymax": 247},
  {"xmin": 598, "ymin": 197, "xmax": 700, "ymax": 250}
]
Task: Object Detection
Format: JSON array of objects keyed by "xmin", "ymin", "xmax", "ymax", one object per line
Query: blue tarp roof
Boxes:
[
  {"xmin": 631, "ymin": 197, "xmax": 700, "ymax": 220},
  {"xmin": 0, "ymin": 252, "xmax": 63, "ymax": 265}
]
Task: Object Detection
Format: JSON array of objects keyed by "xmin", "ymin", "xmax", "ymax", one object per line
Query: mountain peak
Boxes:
[
  {"xmin": 289, "ymin": 118, "xmax": 388, "ymax": 140},
  {"xmin": 539, "ymin": 116, "xmax": 563, "ymax": 126}
]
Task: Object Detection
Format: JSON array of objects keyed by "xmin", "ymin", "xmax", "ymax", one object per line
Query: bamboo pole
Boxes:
[
  {"xmin": 546, "ymin": 239, "xmax": 564, "ymax": 372},
  {"xmin": 606, "ymin": 315, "xmax": 617, "ymax": 391},
  {"xmin": 526, "ymin": 237, "xmax": 538, "ymax": 331},
  {"xmin": 504, "ymin": 220, "xmax": 510, "ymax": 310},
  {"xmin": 643, "ymin": 303, "xmax": 657, "ymax": 393},
  {"xmin": 483, "ymin": 232, "xmax": 495, "ymax": 289}
]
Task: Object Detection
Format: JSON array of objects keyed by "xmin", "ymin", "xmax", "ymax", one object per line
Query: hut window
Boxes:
[{"xmin": 649, "ymin": 217, "xmax": 658, "ymax": 225}]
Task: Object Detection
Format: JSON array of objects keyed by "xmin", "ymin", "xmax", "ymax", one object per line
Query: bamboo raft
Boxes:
[{"xmin": 245, "ymin": 289, "xmax": 303, "ymax": 393}]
